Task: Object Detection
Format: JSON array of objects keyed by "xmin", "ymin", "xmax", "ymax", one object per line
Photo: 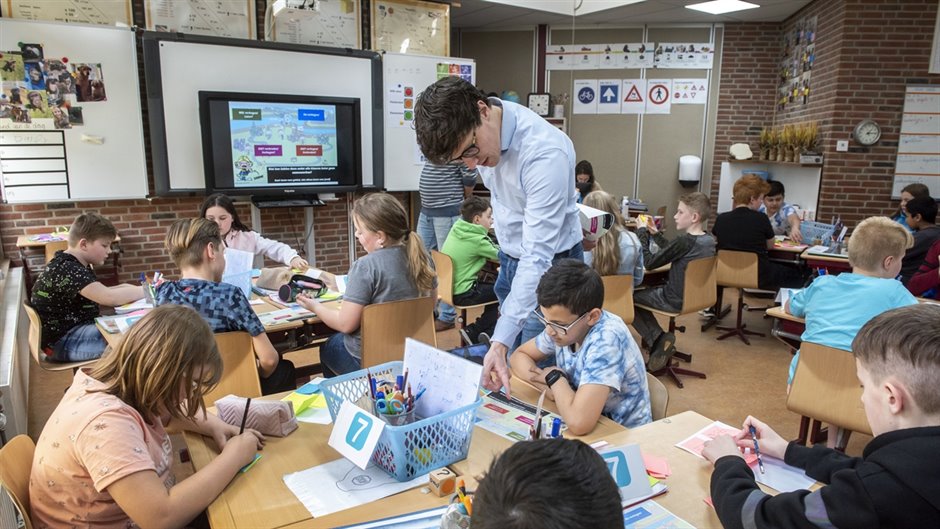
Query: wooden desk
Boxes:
[
  {"xmin": 800, "ymin": 248, "xmax": 851, "ymax": 274},
  {"xmin": 768, "ymin": 241, "xmax": 807, "ymax": 264},
  {"xmin": 184, "ymin": 376, "xmax": 626, "ymax": 529}
]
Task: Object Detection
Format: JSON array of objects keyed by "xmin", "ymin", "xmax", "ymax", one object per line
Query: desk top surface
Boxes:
[
  {"xmin": 183, "ymin": 379, "xmax": 732, "ymax": 529},
  {"xmin": 800, "ymin": 248, "xmax": 850, "ymax": 263}
]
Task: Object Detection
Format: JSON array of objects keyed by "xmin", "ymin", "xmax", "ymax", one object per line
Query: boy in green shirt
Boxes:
[{"xmin": 441, "ymin": 196, "xmax": 499, "ymax": 344}]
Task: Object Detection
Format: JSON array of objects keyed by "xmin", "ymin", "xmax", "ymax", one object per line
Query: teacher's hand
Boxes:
[{"xmin": 482, "ymin": 341, "xmax": 512, "ymax": 397}]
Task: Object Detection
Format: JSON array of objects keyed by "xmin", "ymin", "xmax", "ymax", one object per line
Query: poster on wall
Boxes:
[
  {"xmin": 3, "ymin": 0, "xmax": 133, "ymax": 25},
  {"xmin": 271, "ymin": 0, "xmax": 361, "ymax": 49},
  {"xmin": 549, "ymin": 42, "xmax": 656, "ymax": 70},
  {"xmin": 143, "ymin": 0, "xmax": 257, "ymax": 39},
  {"xmin": 571, "ymin": 45, "xmax": 601, "ymax": 70},
  {"xmin": 778, "ymin": 15, "xmax": 816, "ymax": 110},
  {"xmin": 893, "ymin": 86, "xmax": 940, "ymax": 198},
  {"xmin": 654, "ymin": 43, "xmax": 714, "ymax": 69},
  {"xmin": 621, "ymin": 79, "xmax": 646, "ymax": 114},
  {"xmin": 645, "ymin": 79, "xmax": 672, "ymax": 114},
  {"xmin": 546, "ymin": 44, "xmax": 575, "ymax": 70},
  {"xmin": 596, "ymin": 79, "xmax": 622, "ymax": 114},
  {"xmin": 573, "ymin": 79, "xmax": 598, "ymax": 114},
  {"xmin": 672, "ymin": 79, "xmax": 708, "ymax": 105}
]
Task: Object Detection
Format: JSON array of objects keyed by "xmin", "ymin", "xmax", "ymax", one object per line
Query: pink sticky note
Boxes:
[{"xmin": 643, "ymin": 453, "xmax": 672, "ymax": 478}]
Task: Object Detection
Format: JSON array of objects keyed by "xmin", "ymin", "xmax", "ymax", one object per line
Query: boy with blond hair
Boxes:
[
  {"xmin": 785, "ymin": 216, "xmax": 918, "ymax": 385},
  {"xmin": 703, "ymin": 304, "xmax": 940, "ymax": 528},
  {"xmin": 634, "ymin": 192, "xmax": 716, "ymax": 371},
  {"xmin": 30, "ymin": 212, "xmax": 144, "ymax": 361}
]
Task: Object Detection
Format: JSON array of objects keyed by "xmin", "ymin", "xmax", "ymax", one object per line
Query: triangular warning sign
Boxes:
[{"xmin": 624, "ymin": 85, "xmax": 643, "ymax": 102}]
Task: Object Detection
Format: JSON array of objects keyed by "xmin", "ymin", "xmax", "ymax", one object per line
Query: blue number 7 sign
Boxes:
[
  {"xmin": 329, "ymin": 400, "xmax": 386, "ymax": 469},
  {"xmin": 346, "ymin": 412, "xmax": 373, "ymax": 450}
]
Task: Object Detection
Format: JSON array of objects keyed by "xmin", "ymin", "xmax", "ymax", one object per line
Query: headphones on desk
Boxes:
[{"xmin": 278, "ymin": 275, "xmax": 328, "ymax": 303}]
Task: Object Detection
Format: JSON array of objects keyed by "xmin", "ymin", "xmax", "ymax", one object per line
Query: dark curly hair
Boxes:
[{"xmin": 414, "ymin": 77, "xmax": 488, "ymax": 165}]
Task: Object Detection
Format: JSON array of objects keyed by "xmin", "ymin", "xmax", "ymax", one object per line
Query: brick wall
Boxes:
[
  {"xmin": 711, "ymin": 0, "xmax": 940, "ymax": 228},
  {"xmin": 708, "ymin": 22, "xmax": 781, "ymax": 205}
]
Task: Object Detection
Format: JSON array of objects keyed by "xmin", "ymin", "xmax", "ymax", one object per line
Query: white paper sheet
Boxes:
[
  {"xmin": 222, "ymin": 247, "xmax": 254, "ymax": 298},
  {"xmin": 752, "ymin": 455, "xmax": 816, "ymax": 493},
  {"xmin": 329, "ymin": 400, "xmax": 386, "ymax": 469},
  {"xmin": 402, "ymin": 338, "xmax": 482, "ymax": 418},
  {"xmin": 283, "ymin": 458, "xmax": 428, "ymax": 518}
]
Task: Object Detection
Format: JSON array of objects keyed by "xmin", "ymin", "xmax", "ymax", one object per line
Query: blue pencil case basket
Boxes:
[
  {"xmin": 320, "ymin": 361, "xmax": 482, "ymax": 482},
  {"xmin": 800, "ymin": 220, "xmax": 836, "ymax": 243}
]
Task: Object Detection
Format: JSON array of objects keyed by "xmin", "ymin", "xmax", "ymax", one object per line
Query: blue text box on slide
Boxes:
[{"xmin": 298, "ymin": 108, "xmax": 325, "ymax": 121}]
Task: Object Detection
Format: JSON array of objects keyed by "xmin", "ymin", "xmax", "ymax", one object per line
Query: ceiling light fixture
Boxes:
[{"xmin": 686, "ymin": 0, "xmax": 760, "ymax": 15}]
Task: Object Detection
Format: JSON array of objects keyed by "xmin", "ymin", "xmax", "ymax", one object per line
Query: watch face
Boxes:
[
  {"xmin": 528, "ymin": 93, "xmax": 551, "ymax": 116},
  {"xmin": 854, "ymin": 120, "xmax": 881, "ymax": 145}
]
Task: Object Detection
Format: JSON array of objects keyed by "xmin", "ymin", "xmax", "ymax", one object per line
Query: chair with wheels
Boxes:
[{"xmin": 714, "ymin": 250, "xmax": 767, "ymax": 345}]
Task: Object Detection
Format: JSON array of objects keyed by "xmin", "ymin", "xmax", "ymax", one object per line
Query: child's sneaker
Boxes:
[{"xmin": 647, "ymin": 332, "xmax": 676, "ymax": 371}]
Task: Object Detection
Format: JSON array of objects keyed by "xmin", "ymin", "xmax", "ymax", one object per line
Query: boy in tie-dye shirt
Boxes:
[{"xmin": 510, "ymin": 259, "xmax": 651, "ymax": 434}]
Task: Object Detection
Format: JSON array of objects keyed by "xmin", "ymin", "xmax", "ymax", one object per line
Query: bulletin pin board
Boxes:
[
  {"xmin": 893, "ymin": 85, "xmax": 940, "ymax": 198},
  {"xmin": 382, "ymin": 52, "xmax": 474, "ymax": 191},
  {"xmin": 0, "ymin": 19, "xmax": 148, "ymax": 203}
]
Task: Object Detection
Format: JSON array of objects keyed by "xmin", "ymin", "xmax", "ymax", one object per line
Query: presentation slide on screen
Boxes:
[{"xmin": 228, "ymin": 102, "xmax": 338, "ymax": 186}]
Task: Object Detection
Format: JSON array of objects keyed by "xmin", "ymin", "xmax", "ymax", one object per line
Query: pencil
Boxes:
[{"xmin": 239, "ymin": 398, "xmax": 252, "ymax": 435}]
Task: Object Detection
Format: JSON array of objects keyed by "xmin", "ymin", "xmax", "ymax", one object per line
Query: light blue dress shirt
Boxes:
[
  {"xmin": 535, "ymin": 311, "xmax": 652, "ymax": 428},
  {"xmin": 479, "ymin": 100, "xmax": 582, "ymax": 347}
]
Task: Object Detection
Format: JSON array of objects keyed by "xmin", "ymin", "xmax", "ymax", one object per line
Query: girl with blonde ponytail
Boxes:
[
  {"xmin": 297, "ymin": 193, "xmax": 437, "ymax": 376},
  {"xmin": 583, "ymin": 191, "xmax": 645, "ymax": 286}
]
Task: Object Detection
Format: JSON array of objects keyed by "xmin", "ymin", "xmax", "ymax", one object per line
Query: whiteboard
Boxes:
[
  {"xmin": 0, "ymin": 19, "xmax": 147, "ymax": 203},
  {"xmin": 143, "ymin": 33, "xmax": 383, "ymax": 193},
  {"xmin": 383, "ymin": 52, "xmax": 474, "ymax": 191},
  {"xmin": 893, "ymin": 85, "xmax": 940, "ymax": 198}
]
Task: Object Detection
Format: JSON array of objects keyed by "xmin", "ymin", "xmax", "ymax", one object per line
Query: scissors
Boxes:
[{"xmin": 386, "ymin": 398, "xmax": 405, "ymax": 414}]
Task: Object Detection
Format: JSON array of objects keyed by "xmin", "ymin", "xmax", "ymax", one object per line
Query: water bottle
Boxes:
[{"xmin": 621, "ymin": 196, "xmax": 630, "ymax": 217}]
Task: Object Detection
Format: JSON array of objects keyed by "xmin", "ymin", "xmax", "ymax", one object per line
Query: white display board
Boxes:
[
  {"xmin": 382, "ymin": 52, "xmax": 474, "ymax": 191},
  {"xmin": 0, "ymin": 19, "xmax": 148, "ymax": 203},
  {"xmin": 143, "ymin": 34, "xmax": 382, "ymax": 193},
  {"xmin": 893, "ymin": 85, "xmax": 940, "ymax": 198}
]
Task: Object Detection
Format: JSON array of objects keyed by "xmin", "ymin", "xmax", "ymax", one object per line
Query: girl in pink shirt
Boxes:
[
  {"xmin": 200, "ymin": 193, "xmax": 309, "ymax": 269},
  {"xmin": 30, "ymin": 304, "xmax": 265, "ymax": 528}
]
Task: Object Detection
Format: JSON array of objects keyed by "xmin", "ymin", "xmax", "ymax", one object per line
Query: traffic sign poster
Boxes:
[
  {"xmin": 646, "ymin": 79, "xmax": 672, "ymax": 114},
  {"xmin": 573, "ymin": 79, "xmax": 598, "ymax": 114},
  {"xmin": 673, "ymin": 78, "xmax": 709, "ymax": 105},
  {"xmin": 621, "ymin": 79, "xmax": 646, "ymax": 114},
  {"xmin": 597, "ymin": 79, "xmax": 622, "ymax": 114}
]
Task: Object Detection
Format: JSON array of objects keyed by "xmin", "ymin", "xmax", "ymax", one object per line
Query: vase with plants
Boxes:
[
  {"xmin": 759, "ymin": 128, "xmax": 772, "ymax": 160},
  {"xmin": 769, "ymin": 127, "xmax": 780, "ymax": 162},
  {"xmin": 781, "ymin": 125, "xmax": 796, "ymax": 162}
]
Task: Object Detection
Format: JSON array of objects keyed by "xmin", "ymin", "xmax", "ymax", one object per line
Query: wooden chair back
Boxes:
[
  {"xmin": 44, "ymin": 240, "xmax": 68, "ymax": 263},
  {"xmin": 787, "ymin": 342, "xmax": 872, "ymax": 436},
  {"xmin": 646, "ymin": 372, "xmax": 669, "ymax": 420},
  {"xmin": 0, "ymin": 434, "xmax": 35, "ymax": 529},
  {"xmin": 680, "ymin": 256, "xmax": 718, "ymax": 315},
  {"xmin": 360, "ymin": 296, "xmax": 437, "ymax": 368},
  {"xmin": 23, "ymin": 303, "xmax": 96, "ymax": 372},
  {"xmin": 716, "ymin": 250, "xmax": 760, "ymax": 289},
  {"xmin": 601, "ymin": 275, "xmax": 634, "ymax": 325},
  {"xmin": 430, "ymin": 250, "xmax": 455, "ymax": 306},
  {"xmin": 203, "ymin": 332, "xmax": 262, "ymax": 407}
]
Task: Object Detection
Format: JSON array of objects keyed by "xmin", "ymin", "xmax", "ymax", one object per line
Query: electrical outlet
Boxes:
[{"xmin": 836, "ymin": 140, "xmax": 849, "ymax": 152}]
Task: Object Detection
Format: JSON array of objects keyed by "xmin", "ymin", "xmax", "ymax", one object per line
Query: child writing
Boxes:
[
  {"xmin": 890, "ymin": 182, "xmax": 930, "ymax": 231},
  {"xmin": 702, "ymin": 303, "xmax": 940, "ymax": 528},
  {"xmin": 296, "ymin": 193, "xmax": 437, "ymax": 377},
  {"xmin": 758, "ymin": 180, "xmax": 803, "ymax": 242},
  {"xmin": 633, "ymin": 192, "xmax": 716, "ymax": 371},
  {"xmin": 30, "ymin": 304, "xmax": 265, "ymax": 528},
  {"xmin": 440, "ymin": 195, "xmax": 500, "ymax": 345},
  {"xmin": 509, "ymin": 259, "xmax": 651, "ymax": 433},
  {"xmin": 200, "ymin": 193, "xmax": 308, "ymax": 269},
  {"xmin": 156, "ymin": 218, "xmax": 296, "ymax": 395},
  {"xmin": 583, "ymin": 190, "xmax": 644, "ymax": 286},
  {"xmin": 30, "ymin": 212, "xmax": 144, "ymax": 362},
  {"xmin": 472, "ymin": 438, "xmax": 624, "ymax": 529}
]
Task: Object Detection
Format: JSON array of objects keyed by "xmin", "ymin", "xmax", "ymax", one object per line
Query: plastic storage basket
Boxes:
[
  {"xmin": 320, "ymin": 361, "xmax": 482, "ymax": 482},
  {"xmin": 800, "ymin": 220, "xmax": 836, "ymax": 243}
]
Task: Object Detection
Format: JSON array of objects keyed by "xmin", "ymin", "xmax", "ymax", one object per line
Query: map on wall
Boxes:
[
  {"xmin": 371, "ymin": 0, "xmax": 449, "ymax": 56},
  {"xmin": 272, "ymin": 0, "xmax": 361, "ymax": 49},
  {"xmin": 3, "ymin": 0, "xmax": 133, "ymax": 26},
  {"xmin": 143, "ymin": 0, "xmax": 257, "ymax": 39}
]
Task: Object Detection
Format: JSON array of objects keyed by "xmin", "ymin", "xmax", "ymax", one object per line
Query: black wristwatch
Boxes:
[{"xmin": 544, "ymin": 369, "xmax": 569, "ymax": 389}]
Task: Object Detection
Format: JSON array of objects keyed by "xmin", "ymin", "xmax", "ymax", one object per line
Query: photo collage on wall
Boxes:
[
  {"xmin": 778, "ymin": 15, "xmax": 816, "ymax": 111},
  {"xmin": 0, "ymin": 43, "xmax": 107, "ymax": 130}
]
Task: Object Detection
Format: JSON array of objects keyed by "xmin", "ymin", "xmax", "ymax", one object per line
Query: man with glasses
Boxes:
[
  {"xmin": 415, "ymin": 77, "xmax": 583, "ymax": 396},
  {"xmin": 508, "ymin": 260, "xmax": 651, "ymax": 433}
]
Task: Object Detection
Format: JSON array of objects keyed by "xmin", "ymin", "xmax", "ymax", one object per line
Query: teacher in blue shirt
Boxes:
[{"xmin": 415, "ymin": 77, "xmax": 583, "ymax": 396}]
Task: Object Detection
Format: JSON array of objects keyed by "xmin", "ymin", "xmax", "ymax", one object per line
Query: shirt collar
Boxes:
[{"xmin": 492, "ymin": 98, "xmax": 514, "ymax": 153}]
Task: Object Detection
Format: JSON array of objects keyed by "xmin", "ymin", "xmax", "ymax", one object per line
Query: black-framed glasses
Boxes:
[
  {"xmin": 449, "ymin": 131, "xmax": 479, "ymax": 164},
  {"xmin": 532, "ymin": 308, "xmax": 588, "ymax": 336}
]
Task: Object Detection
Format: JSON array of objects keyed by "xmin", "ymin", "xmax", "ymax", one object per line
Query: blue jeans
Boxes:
[
  {"xmin": 417, "ymin": 212, "xmax": 458, "ymax": 323},
  {"xmin": 53, "ymin": 323, "xmax": 107, "ymax": 362},
  {"xmin": 320, "ymin": 333, "xmax": 362, "ymax": 378},
  {"xmin": 494, "ymin": 243, "xmax": 585, "ymax": 354}
]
